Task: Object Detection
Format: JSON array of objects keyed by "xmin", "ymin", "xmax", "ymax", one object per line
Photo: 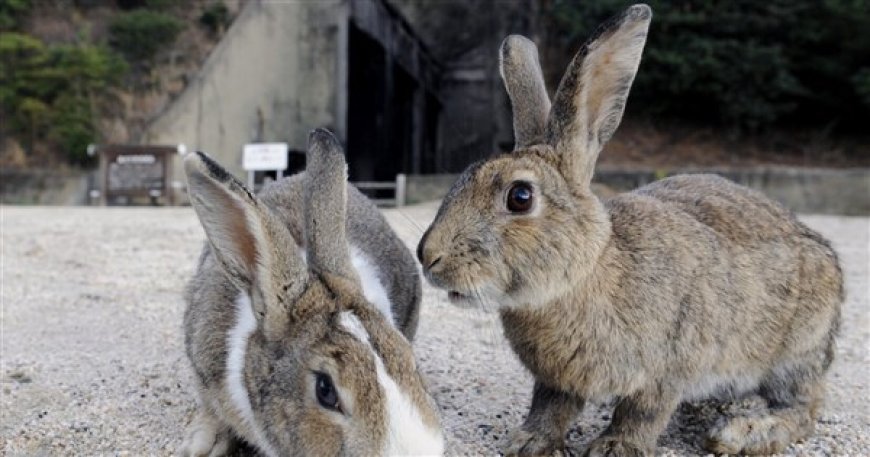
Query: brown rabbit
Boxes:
[
  {"xmin": 416, "ymin": 4, "xmax": 842, "ymax": 456},
  {"xmin": 180, "ymin": 129, "xmax": 443, "ymax": 456}
]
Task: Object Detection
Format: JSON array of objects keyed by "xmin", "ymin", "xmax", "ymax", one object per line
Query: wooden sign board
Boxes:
[
  {"xmin": 108, "ymin": 153, "xmax": 164, "ymax": 191},
  {"xmin": 97, "ymin": 145, "xmax": 178, "ymax": 205}
]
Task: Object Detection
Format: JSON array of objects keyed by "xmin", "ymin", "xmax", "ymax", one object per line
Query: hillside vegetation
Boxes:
[
  {"xmin": 2, "ymin": 0, "xmax": 867, "ymax": 170},
  {"xmin": 536, "ymin": 0, "xmax": 870, "ymax": 168},
  {"xmin": 0, "ymin": 0, "xmax": 238, "ymax": 167},
  {"xmin": 545, "ymin": 0, "xmax": 870, "ymax": 135}
]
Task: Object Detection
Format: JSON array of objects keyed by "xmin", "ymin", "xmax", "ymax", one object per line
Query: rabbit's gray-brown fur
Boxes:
[
  {"xmin": 238, "ymin": 167, "xmax": 422, "ymax": 338},
  {"xmin": 181, "ymin": 129, "xmax": 441, "ymax": 456},
  {"xmin": 417, "ymin": 5, "xmax": 842, "ymax": 456}
]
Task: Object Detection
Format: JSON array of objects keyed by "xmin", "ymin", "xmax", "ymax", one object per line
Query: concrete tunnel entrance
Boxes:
[{"xmin": 345, "ymin": 0, "xmax": 442, "ymax": 196}]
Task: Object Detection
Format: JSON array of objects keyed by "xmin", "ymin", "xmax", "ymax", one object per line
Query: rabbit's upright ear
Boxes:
[
  {"xmin": 500, "ymin": 35, "xmax": 551, "ymax": 149},
  {"xmin": 303, "ymin": 129, "xmax": 359, "ymax": 284},
  {"xmin": 546, "ymin": 4, "xmax": 651, "ymax": 189},
  {"xmin": 184, "ymin": 151, "xmax": 308, "ymax": 299}
]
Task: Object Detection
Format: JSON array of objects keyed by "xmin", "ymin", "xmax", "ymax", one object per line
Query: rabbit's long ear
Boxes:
[
  {"xmin": 500, "ymin": 35, "xmax": 551, "ymax": 149},
  {"xmin": 546, "ymin": 4, "xmax": 651, "ymax": 189},
  {"xmin": 303, "ymin": 129, "xmax": 359, "ymax": 283},
  {"xmin": 185, "ymin": 151, "xmax": 308, "ymax": 301}
]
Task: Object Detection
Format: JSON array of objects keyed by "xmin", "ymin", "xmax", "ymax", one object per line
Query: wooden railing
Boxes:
[{"xmin": 352, "ymin": 174, "xmax": 406, "ymax": 207}]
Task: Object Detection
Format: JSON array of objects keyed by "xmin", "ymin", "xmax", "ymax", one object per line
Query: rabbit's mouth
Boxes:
[
  {"xmin": 448, "ymin": 290, "xmax": 469, "ymax": 302},
  {"xmin": 447, "ymin": 290, "xmax": 468, "ymax": 301}
]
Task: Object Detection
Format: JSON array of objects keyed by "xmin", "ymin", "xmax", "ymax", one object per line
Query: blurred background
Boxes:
[{"xmin": 1, "ymin": 0, "xmax": 868, "ymax": 213}]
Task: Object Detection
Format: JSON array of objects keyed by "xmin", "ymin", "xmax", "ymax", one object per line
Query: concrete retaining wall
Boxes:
[
  {"xmin": 1, "ymin": 169, "xmax": 92, "ymax": 205},
  {"xmin": 140, "ymin": 0, "xmax": 346, "ymax": 182},
  {"xmin": 406, "ymin": 167, "xmax": 870, "ymax": 215},
  {"xmin": 4, "ymin": 166, "xmax": 867, "ymax": 214}
]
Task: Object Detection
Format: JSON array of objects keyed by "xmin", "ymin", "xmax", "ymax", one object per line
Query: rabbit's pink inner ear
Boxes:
[
  {"xmin": 186, "ymin": 171, "xmax": 260, "ymax": 284},
  {"xmin": 546, "ymin": 4, "xmax": 651, "ymax": 188},
  {"xmin": 578, "ymin": 9, "xmax": 649, "ymax": 145},
  {"xmin": 220, "ymin": 198, "xmax": 258, "ymax": 273}
]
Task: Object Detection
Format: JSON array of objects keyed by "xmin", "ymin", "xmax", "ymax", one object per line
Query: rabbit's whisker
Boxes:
[{"xmin": 394, "ymin": 208, "xmax": 427, "ymax": 237}]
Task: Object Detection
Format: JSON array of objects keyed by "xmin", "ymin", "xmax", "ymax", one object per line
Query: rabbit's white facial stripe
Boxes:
[
  {"xmin": 298, "ymin": 247, "xmax": 395, "ymax": 326},
  {"xmin": 339, "ymin": 311, "xmax": 371, "ymax": 344},
  {"xmin": 338, "ymin": 312, "xmax": 445, "ymax": 456},
  {"xmin": 350, "ymin": 247, "xmax": 395, "ymax": 325},
  {"xmin": 226, "ymin": 292, "xmax": 279, "ymax": 457}
]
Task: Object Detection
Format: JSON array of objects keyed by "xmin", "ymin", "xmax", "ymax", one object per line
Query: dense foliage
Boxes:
[
  {"xmin": 0, "ymin": 0, "xmax": 30, "ymax": 31},
  {"xmin": 200, "ymin": 2, "xmax": 231, "ymax": 36},
  {"xmin": 115, "ymin": 0, "xmax": 176, "ymax": 11},
  {"xmin": 1, "ymin": 1, "xmax": 195, "ymax": 165},
  {"xmin": 109, "ymin": 10, "xmax": 183, "ymax": 61},
  {"xmin": 547, "ymin": 0, "xmax": 870, "ymax": 132},
  {"xmin": 0, "ymin": 33, "xmax": 127, "ymax": 164}
]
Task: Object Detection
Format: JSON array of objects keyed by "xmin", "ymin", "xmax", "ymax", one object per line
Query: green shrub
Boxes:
[
  {"xmin": 144, "ymin": 0, "xmax": 177, "ymax": 10},
  {"xmin": 50, "ymin": 94, "xmax": 96, "ymax": 165},
  {"xmin": 200, "ymin": 2, "xmax": 230, "ymax": 36},
  {"xmin": 109, "ymin": 10, "xmax": 183, "ymax": 61},
  {"xmin": 115, "ymin": 0, "xmax": 174, "ymax": 11},
  {"xmin": 0, "ymin": 0, "xmax": 30, "ymax": 31},
  {"xmin": 854, "ymin": 68, "xmax": 870, "ymax": 108},
  {"xmin": 547, "ymin": 0, "xmax": 870, "ymax": 132},
  {"xmin": 0, "ymin": 32, "xmax": 127, "ymax": 164}
]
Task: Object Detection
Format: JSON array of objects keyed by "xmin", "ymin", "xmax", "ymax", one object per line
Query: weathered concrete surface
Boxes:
[
  {"xmin": 0, "ymin": 169, "xmax": 91, "ymax": 205},
  {"xmin": 595, "ymin": 166, "xmax": 870, "ymax": 216},
  {"xmin": 1, "ymin": 205, "xmax": 868, "ymax": 455},
  {"xmin": 141, "ymin": 0, "xmax": 346, "ymax": 181},
  {"xmin": 391, "ymin": 0, "xmax": 539, "ymax": 171}
]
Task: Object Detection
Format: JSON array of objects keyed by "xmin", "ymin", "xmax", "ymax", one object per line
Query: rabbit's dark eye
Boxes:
[
  {"xmin": 506, "ymin": 182, "xmax": 534, "ymax": 213},
  {"xmin": 315, "ymin": 372, "xmax": 341, "ymax": 412}
]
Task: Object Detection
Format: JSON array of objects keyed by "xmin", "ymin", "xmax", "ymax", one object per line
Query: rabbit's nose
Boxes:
[
  {"xmin": 417, "ymin": 240, "xmax": 445, "ymax": 273},
  {"xmin": 421, "ymin": 252, "xmax": 445, "ymax": 276},
  {"xmin": 416, "ymin": 230, "xmax": 431, "ymax": 264},
  {"xmin": 426, "ymin": 255, "xmax": 443, "ymax": 270}
]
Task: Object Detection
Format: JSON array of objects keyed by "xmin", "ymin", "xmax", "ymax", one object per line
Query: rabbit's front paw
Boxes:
[
  {"xmin": 583, "ymin": 436, "xmax": 646, "ymax": 457},
  {"xmin": 503, "ymin": 427, "xmax": 565, "ymax": 457},
  {"xmin": 179, "ymin": 411, "xmax": 234, "ymax": 457}
]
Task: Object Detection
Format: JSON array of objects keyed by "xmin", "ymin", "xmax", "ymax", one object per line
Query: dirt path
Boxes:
[{"xmin": 1, "ymin": 205, "xmax": 867, "ymax": 455}]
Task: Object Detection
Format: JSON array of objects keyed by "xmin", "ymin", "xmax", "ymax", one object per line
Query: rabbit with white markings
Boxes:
[
  {"xmin": 180, "ymin": 129, "xmax": 443, "ymax": 456},
  {"xmin": 417, "ymin": 4, "xmax": 842, "ymax": 456}
]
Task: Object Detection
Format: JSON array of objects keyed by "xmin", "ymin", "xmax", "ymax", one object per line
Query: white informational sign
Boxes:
[{"xmin": 243, "ymin": 143, "xmax": 289, "ymax": 171}]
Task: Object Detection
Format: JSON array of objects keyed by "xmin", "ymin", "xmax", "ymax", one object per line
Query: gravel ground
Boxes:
[{"xmin": 1, "ymin": 204, "xmax": 867, "ymax": 456}]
